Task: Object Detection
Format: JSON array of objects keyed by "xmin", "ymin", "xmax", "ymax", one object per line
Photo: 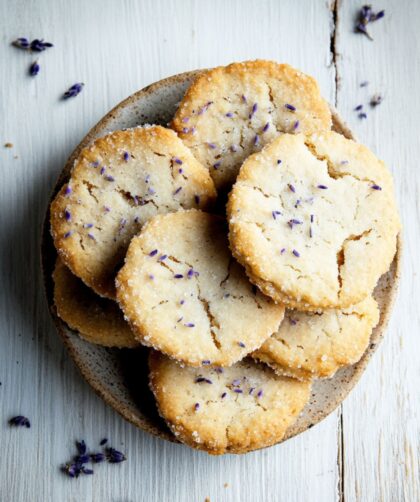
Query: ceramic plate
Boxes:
[{"xmin": 41, "ymin": 70, "xmax": 401, "ymax": 447}]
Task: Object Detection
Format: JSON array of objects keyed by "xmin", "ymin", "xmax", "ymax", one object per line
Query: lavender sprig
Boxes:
[
  {"xmin": 355, "ymin": 5, "xmax": 385, "ymax": 40},
  {"xmin": 12, "ymin": 37, "xmax": 53, "ymax": 51},
  {"xmin": 61, "ymin": 439, "xmax": 126, "ymax": 478},
  {"xmin": 63, "ymin": 82, "xmax": 84, "ymax": 99}
]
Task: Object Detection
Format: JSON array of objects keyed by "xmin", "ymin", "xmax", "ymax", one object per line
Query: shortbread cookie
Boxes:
[
  {"xmin": 116, "ymin": 210, "xmax": 284, "ymax": 367},
  {"xmin": 253, "ymin": 296, "xmax": 379, "ymax": 381},
  {"xmin": 53, "ymin": 258, "xmax": 137, "ymax": 348},
  {"xmin": 50, "ymin": 126, "xmax": 217, "ymax": 298},
  {"xmin": 227, "ymin": 131, "xmax": 400, "ymax": 310},
  {"xmin": 149, "ymin": 351, "xmax": 311, "ymax": 454},
  {"xmin": 172, "ymin": 60, "xmax": 332, "ymax": 191}
]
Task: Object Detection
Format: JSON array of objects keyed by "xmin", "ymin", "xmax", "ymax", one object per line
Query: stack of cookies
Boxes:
[{"xmin": 50, "ymin": 61, "xmax": 400, "ymax": 455}]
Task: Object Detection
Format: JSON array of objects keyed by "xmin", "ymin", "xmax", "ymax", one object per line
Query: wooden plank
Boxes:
[
  {"xmin": 335, "ymin": 1, "xmax": 420, "ymax": 500},
  {"xmin": 0, "ymin": 1, "xmax": 341, "ymax": 500}
]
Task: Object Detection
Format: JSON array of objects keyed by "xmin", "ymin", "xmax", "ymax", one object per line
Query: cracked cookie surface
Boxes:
[
  {"xmin": 53, "ymin": 258, "xmax": 138, "ymax": 348},
  {"xmin": 50, "ymin": 126, "xmax": 217, "ymax": 299},
  {"xmin": 149, "ymin": 350, "xmax": 311, "ymax": 454},
  {"xmin": 116, "ymin": 210, "xmax": 284, "ymax": 366},
  {"xmin": 227, "ymin": 131, "xmax": 400, "ymax": 310},
  {"xmin": 253, "ymin": 296, "xmax": 379, "ymax": 380},
  {"xmin": 172, "ymin": 60, "xmax": 332, "ymax": 191}
]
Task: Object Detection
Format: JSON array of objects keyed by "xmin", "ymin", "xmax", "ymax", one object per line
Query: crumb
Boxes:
[
  {"xmin": 205, "ymin": 498, "xmax": 211, "ymax": 502},
  {"xmin": 224, "ymin": 483, "xmax": 229, "ymax": 488},
  {"xmin": 4, "ymin": 142, "xmax": 13, "ymax": 148}
]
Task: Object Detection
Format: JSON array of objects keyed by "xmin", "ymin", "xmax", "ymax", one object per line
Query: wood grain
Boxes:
[
  {"xmin": 335, "ymin": 1, "xmax": 420, "ymax": 501},
  {"xmin": 0, "ymin": 0, "xmax": 417, "ymax": 501}
]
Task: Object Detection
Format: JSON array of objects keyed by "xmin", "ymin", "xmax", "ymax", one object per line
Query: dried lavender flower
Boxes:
[
  {"xmin": 249, "ymin": 103, "xmax": 258, "ymax": 119},
  {"xmin": 105, "ymin": 447, "xmax": 126, "ymax": 464},
  {"xmin": 9, "ymin": 415, "xmax": 31, "ymax": 428},
  {"xmin": 76, "ymin": 440, "xmax": 87, "ymax": 455},
  {"xmin": 30, "ymin": 39, "xmax": 54, "ymax": 52},
  {"xmin": 63, "ymin": 82, "xmax": 84, "ymax": 99},
  {"xmin": 12, "ymin": 37, "xmax": 30, "ymax": 49},
  {"xmin": 287, "ymin": 219, "xmax": 303, "ymax": 229},
  {"xmin": 370, "ymin": 94, "xmax": 383, "ymax": 106},
  {"xmin": 29, "ymin": 61, "xmax": 40, "ymax": 76},
  {"xmin": 90, "ymin": 453, "xmax": 105, "ymax": 463},
  {"xmin": 195, "ymin": 377, "xmax": 213, "ymax": 384}
]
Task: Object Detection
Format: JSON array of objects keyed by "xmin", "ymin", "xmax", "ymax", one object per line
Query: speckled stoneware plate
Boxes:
[{"xmin": 42, "ymin": 70, "xmax": 401, "ymax": 448}]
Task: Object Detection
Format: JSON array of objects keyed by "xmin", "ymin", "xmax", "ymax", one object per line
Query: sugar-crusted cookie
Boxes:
[
  {"xmin": 172, "ymin": 60, "xmax": 332, "ymax": 191},
  {"xmin": 116, "ymin": 210, "xmax": 284, "ymax": 367},
  {"xmin": 53, "ymin": 258, "xmax": 137, "ymax": 348},
  {"xmin": 149, "ymin": 351, "xmax": 311, "ymax": 454},
  {"xmin": 227, "ymin": 131, "xmax": 400, "ymax": 310},
  {"xmin": 50, "ymin": 126, "xmax": 217, "ymax": 299},
  {"xmin": 253, "ymin": 296, "xmax": 379, "ymax": 381}
]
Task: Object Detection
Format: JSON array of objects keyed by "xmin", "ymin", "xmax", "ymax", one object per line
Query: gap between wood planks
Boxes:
[
  {"xmin": 329, "ymin": 0, "xmax": 345, "ymax": 501},
  {"xmin": 330, "ymin": 0, "xmax": 340, "ymax": 107}
]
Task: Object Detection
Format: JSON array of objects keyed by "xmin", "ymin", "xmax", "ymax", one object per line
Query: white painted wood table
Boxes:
[{"xmin": 0, "ymin": 1, "xmax": 419, "ymax": 500}]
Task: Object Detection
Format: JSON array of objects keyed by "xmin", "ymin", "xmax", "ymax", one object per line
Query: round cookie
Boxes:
[
  {"xmin": 116, "ymin": 210, "xmax": 285, "ymax": 367},
  {"xmin": 149, "ymin": 351, "xmax": 311, "ymax": 455},
  {"xmin": 50, "ymin": 126, "xmax": 217, "ymax": 299},
  {"xmin": 53, "ymin": 258, "xmax": 137, "ymax": 348},
  {"xmin": 227, "ymin": 131, "xmax": 400, "ymax": 310},
  {"xmin": 253, "ymin": 296, "xmax": 379, "ymax": 381},
  {"xmin": 172, "ymin": 60, "xmax": 332, "ymax": 191}
]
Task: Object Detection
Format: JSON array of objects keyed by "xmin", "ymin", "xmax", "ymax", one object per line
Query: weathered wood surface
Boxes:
[{"xmin": 0, "ymin": 1, "xmax": 417, "ymax": 500}]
